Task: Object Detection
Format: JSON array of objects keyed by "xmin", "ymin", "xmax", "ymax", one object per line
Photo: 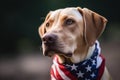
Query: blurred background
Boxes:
[{"xmin": 0, "ymin": 0, "xmax": 120, "ymax": 80}]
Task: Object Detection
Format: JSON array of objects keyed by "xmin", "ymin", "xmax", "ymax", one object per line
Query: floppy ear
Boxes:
[
  {"xmin": 38, "ymin": 12, "xmax": 52, "ymax": 38},
  {"xmin": 38, "ymin": 24, "xmax": 46, "ymax": 38},
  {"xmin": 77, "ymin": 7, "xmax": 107, "ymax": 46}
]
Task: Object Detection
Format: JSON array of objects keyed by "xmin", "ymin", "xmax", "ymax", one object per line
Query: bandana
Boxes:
[{"xmin": 50, "ymin": 41, "xmax": 105, "ymax": 80}]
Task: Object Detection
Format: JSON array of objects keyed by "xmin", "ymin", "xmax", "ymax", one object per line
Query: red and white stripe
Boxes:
[{"xmin": 51, "ymin": 56, "xmax": 77, "ymax": 80}]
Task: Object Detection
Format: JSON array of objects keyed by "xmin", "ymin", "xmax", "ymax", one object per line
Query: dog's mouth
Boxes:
[
  {"xmin": 43, "ymin": 45, "xmax": 72, "ymax": 57},
  {"xmin": 41, "ymin": 33, "xmax": 73, "ymax": 57}
]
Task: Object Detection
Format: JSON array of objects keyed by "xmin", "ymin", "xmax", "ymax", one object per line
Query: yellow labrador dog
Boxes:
[{"xmin": 38, "ymin": 7, "xmax": 111, "ymax": 80}]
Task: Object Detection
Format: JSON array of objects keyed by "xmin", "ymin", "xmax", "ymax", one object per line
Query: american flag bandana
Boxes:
[{"xmin": 50, "ymin": 41, "xmax": 105, "ymax": 80}]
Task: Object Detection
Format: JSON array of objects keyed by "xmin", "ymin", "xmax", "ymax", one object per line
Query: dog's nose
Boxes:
[{"xmin": 42, "ymin": 34, "xmax": 57, "ymax": 45}]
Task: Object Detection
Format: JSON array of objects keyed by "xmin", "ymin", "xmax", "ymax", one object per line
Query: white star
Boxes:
[
  {"xmin": 71, "ymin": 64, "xmax": 77, "ymax": 71},
  {"xmin": 66, "ymin": 64, "xmax": 71, "ymax": 67},
  {"xmin": 82, "ymin": 61, "xmax": 87, "ymax": 65},
  {"xmin": 94, "ymin": 56, "xmax": 97, "ymax": 59},
  {"xmin": 77, "ymin": 71, "xmax": 84, "ymax": 78},
  {"xmin": 85, "ymin": 78, "xmax": 90, "ymax": 80},
  {"xmin": 92, "ymin": 60, "xmax": 96, "ymax": 65},
  {"xmin": 94, "ymin": 49, "xmax": 97, "ymax": 53},
  {"xmin": 91, "ymin": 73, "xmax": 95, "ymax": 78},
  {"xmin": 85, "ymin": 65, "xmax": 92, "ymax": 72}
]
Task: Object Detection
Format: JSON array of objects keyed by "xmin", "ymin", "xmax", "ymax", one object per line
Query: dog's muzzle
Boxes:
[
  {"xmin": 42, "ymin": 33, "xmax": 72, "ymax": 57},
  {"xmin": 42, "ymin": 34, "xmax": 57, "ymax": 46},
  {"xmin": 42, "ymin": 34, "xmax": 58, "ymax": 56}
]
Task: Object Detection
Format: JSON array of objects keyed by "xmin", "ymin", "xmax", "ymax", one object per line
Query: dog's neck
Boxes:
[
  {"xmin": 51, "ymin": 42, "xmax": 105, "ymax": 80},
  {"xmin": 57, "ymin": 44, "xmax": 95, "ymax": 64}
]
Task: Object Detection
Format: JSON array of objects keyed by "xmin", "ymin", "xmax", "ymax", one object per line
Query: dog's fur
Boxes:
[{"xmin": 38, "ymin": 7, "xmax": 111, "ymax": 80}]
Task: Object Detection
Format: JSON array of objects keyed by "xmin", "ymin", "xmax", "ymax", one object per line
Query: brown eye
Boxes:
[
  {"xmin": 65, "ymin": 19, "xmax": 75, "ymax": 25},
  {"xmin": 46, "ymin": 22, "xmax": 50, "ymax": 27}
]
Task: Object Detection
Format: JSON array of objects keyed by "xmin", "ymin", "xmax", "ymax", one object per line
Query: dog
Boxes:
[{"xmin": 38, "ymin": 7, "xmax": 112, "ymax": 80}]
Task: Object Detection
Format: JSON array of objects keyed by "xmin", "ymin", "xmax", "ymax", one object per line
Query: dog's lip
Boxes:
[
  {"xmin": 44, "ymin": 50, "xmax": 54, "ymax": 57},
  {"xmin": 43, "ymin": 43, "xmax": 73, "ymax": 57},
  {"xmin": 44, "ymin": 49, "xmax": 72, "ymax": 57},
  {"xmin": 65, "ymin": 53, "xmax": 72, "ymax": 57}
]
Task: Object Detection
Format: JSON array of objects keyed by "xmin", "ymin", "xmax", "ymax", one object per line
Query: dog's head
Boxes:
[{"xmin": 38, "ymin": 7, "xmax": 107, "ymax": 58}]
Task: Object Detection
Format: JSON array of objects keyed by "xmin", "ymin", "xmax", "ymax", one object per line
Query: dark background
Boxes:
[{"xmin": 0, "ymin": 0, "xmax": 120, "ymax": 80}]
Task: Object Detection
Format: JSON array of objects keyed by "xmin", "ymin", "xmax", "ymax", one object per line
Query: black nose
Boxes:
[{"xmin": 42, "ymin": 34, "xmax": 57, "ymax": 45}]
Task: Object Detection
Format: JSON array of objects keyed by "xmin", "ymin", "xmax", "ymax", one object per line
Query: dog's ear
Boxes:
[
  {"xmin": 77, "ymin": 7, "xmax": 107, "ymax": 46},
  {"xmin": 38, "ymin": 12, "xmax": 52, "ymax": 37},
  {"xmin": 38, "ymin": 23, "xmax": 46, "ymax": 38}
]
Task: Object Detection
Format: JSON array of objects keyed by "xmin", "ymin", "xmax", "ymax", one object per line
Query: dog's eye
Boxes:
[
  {"xmin": 65, "ymin": 19, "xmax": 75, "ymax": 25},
  {"xmin": 46, "ymin": 22, "xmax": 50, "ymax": 27}
]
